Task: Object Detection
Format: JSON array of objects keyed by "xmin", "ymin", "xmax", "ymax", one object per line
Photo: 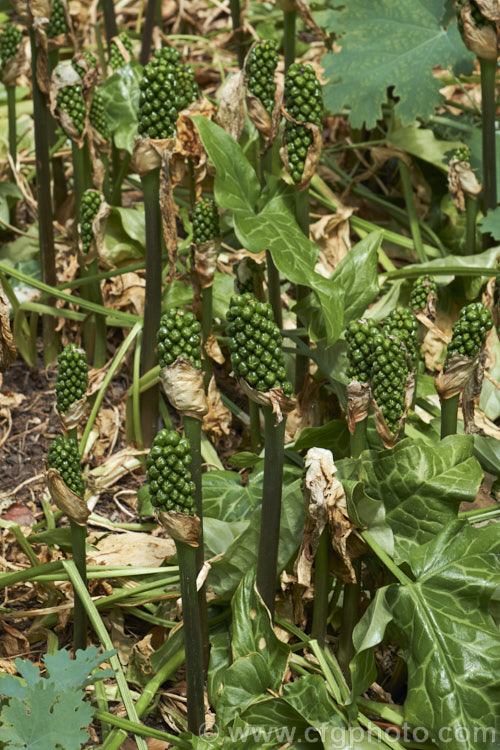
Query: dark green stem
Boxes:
[
  {"xmin": 337, "ymin": 559, "xmax": 361, "ymax": 681},
  {"xmin": 6, "ymin": 85, "xmax": 17, "ymax": 169},
  {"xmin": 479, "ymin": 57, "xmax": 498, "ymax": 249},
  {"xmin": 350, "ymin": 418, "xmax": 367, "ymax": 459},
  {"xmin": 295, "ymin": 188, "xmax": 310, "ymax": 393},
  {"xmin": 101, "ymin": 0, "xmax": 118, "ymax": 45},
  {"xmin": 249, "ymin": 399, "xmax": 260, "ymax": 453},
  {"xmin": 256, "ymin": 405, "xmax": 286, "ymax": 620},
  {"xmin": 72, "ymin": 139, "xmax": 93, "ymax": 221},
  {"xmin": 83, "ymin": 258, "xmax": 107, "ymax": 368},
  {"xmin": 29, "ymin": 28, "xmax": 58, "ymax": 366},
  {"xmin": 229, "ymin": 0, "xmax": 245, "ymax": 68},
  {"xmin": 175, "ymin": 540, "xmax": 205, "ymax": 735},
  {"xmin": 440, "ymin": 393, "xmax": 459, "ymax": 439},
  {"xmin": 201, "ymin": 283, "xmax": 213, "ymax": 386},
  {"xmin": 311, "ymin": 527, "xmax": 330, "ymax": 648},
  {"xmin": 399, "ymin": 159, "xmax": 426, "ymax": 263},
  {"xmin": 258, "ymin": 135, "xmax": 282, "ymax": 329},
  {"xmin": 110, "ymin": 150, "xmax": 131, "ymax": 206},
  {"xmin": 70, "ymin": 519, "xmax": 88, "ymax": 651},
  {"xmin": 140, "ymin": 168, "xmax": 162, "ymax": 447},
  {"xmin": 283, "ymin": 10, "xmax": 296, "ymax": 73},
  {"xmin": 465, "ymin": 195, "xmax": 478, "ymax": 255},
  {"xmin": 183, "ymin": 415, "xmax": 209, "ymax": 674},
  {"xmin": 140, "ymin": 0, "xmax": 156, "ymax": 65}
]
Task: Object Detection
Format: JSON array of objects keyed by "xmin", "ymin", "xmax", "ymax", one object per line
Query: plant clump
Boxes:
[
  {"xmin": 382, "ymin": 308, "xmax": 418, "ymax": 363},
  {"xmin": 80, "ymin": 190, "xmax": 102, "ymax": 255},
  {"xmin": 146, "ymin": 429, "xmax": 195, "ymax": 513},
  {"xmin": 47, "ymin": 436, "xmax": 85, "ymax": 497},
  {"xmin": 345, "ymin": 318, "xmax": 379, "ymax": 384},
  {"xmin": 284, "ymin": 62, "xmax": 323, "ymax": 183},
  {"xmin": 0, "ymin": 23, "xmax": 22, "ymax": 72},
  {"xmin": 109, "ymin": 32, "xmax": 133, "ymax": 70},
  {"xmin": 46, "ymin": 0, "xmax": 69, "ymax": 38},
  {"xmin": 410, "ymin": 275, "xmax": 438, "ymax": 312},
  {"xmin": 245, "ymin": 40, "xmax": 279, "ymax": 114},
  {"xmin": 371, "ymin": 332, "xmax": 409, "ymax": 434},
  {"xmin": 56, "ymin": 344, "xmax": 88, "ymax": 414},
  {"xmin": 227, "ymin": 293, "xmax": 294, "ymax": 394},
  {"xmin": 57, "ymin": 84, "xmax": 86, "ymax": 136},
  {"xmin": 192, "ymin": 198, "xmax": 219, "ymax": 244},
  {"xmin": 444, "ymin": 302, "xmax": 493, "ymax": 367},
  {"xmin": 157, "ymin": 310, "xmax": 202, "ymax": 370},
  {"xmin": 137, "ymin": 49, "xmax": 198, "ymax": 140}
]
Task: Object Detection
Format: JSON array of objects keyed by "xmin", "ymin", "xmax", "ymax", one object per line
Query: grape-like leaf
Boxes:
[{"xmin": 321, "ymin": 0, "xmax": 474, "ymax": 128}]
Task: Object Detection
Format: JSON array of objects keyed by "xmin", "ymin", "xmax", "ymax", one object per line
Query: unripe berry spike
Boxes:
[
  {"xmin": 71, "ymin": 51, "xmax": 98, "ymax": 80},
  {"xmin": 46, "ymin": 0, "xmax": 69, "ymax": 39},
  {"xmin": 56, "ymin": 344, "xmax": 88, "ymax": 416},
  {"xmin": 382, "ymin": 308, "xmax": 418, "ymax": 367},
  {"xmin": 0, "ymin": 23, "xmax": 23, "ymax": 75},
  {"xmin": 157, "ymin": 309, "xmax": 202, "ymax": 371},
  {"xmin": 282, "ymin": 62, "xmax": 323, "ymax": 188},
  {"xmin": 444, "ymin": 301, "xmax": 493, "ymax": 369},
  {"xmin": 345, "ymin": 317, "xmax": 379, "ymax": 385},
  {"xmin": 47, "ymin": 436, "xmax": 85, "ymax": 498},
  {"xmin": 370, "ymin": 331, "xmax": 412, "ymax": 445},
  {"xmin": 146, "ymin": 429, "xmax": 196, "ymax": 514},
  {"xmin": 56, "ymin": 82, "xmax": 87, "ymax": 138},
  {"xmin": 109, "ymin": 32, "xmax": 133, "ymax": 70},
  {"xmin": 245, "ymin": 40, "xmax": 279, "ymax": 116},
  {"xmin": 409, "ymin": 275, "xmax": 438, "ymax": 316},
  {"xmin": 79, "ymin": 189, "xmax": 104, "ymax": 256},
  {"xmin": 192, "ymin": 198, "xmax": 219, "ymax": 246}
]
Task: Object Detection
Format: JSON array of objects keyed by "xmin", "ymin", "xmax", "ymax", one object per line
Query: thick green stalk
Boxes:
[
  {"xmin": 140, "ymin": 168, "xmax": 162, "ymax": 447},
  {"xmin": 337, "ymin": 559, "xmax": 361, "ymax": 681},
  {"xmin": 6, "ymin": 85, "xmax": 17, "ymax": 168},
  {"xmin": 311, "ymin": 527, "xmax": 330, "ymax": 648},
  {"xmin": 350, "ymin": 418, "xmax": 367, "ymax": 459},
  {"xmin": 465, "ymin": 195, "xmax": 478, "ymax": 255},
  {"xmin": 256, "ymin": 405, "xmax": 286, "ymax": 620},
  {"xmin": 48, "ymin": 48, "xmax": 68, "ymax": 210},
  {"xmin": 440, "ymin": 393, "xmax": 459, "ymax": 439},
  {"xmin": 202, "ymin": 283, "xmax": 213, "ymax": 386},
  {"xmin": 140, "ymin": 0, "xmax": 156, "ymax": 65},
  {"xmin": 479, "ymin": 57, "xmax": 498, "ymax": 249},
  {"xmin": 229, "ymin": 0, "xmax": 245, "ymax": 68},
  {"xmin": 70, "ymin": 519, "xmax": 88, "ymax": 651},
  {"xmin": 29, "ymin": 28, "xmax": 58, "ymax": 366},
  {"xmin": 283, "ymin": 9, "xmax": 296, "ymax": 72},
  {"xmin": 183, "ymin": 415, "xmax": 209, "ymax": 673},
  {"xmin": 72, "ymin": 140, "xmax": 93, "ymax": 220},
  {"xmin": 101, "ymin": 0, "xmax": 118, "ymax": 45},
  {"xmin": 110, "ymin": 151, "xmax": 131, "ymax": 206},
  {"xmin": 295, "ymin": 188, "xmax": 310, "ymax": 393},
  {"xmin": 249, "ymin": 399, "xmax": 261, "ymax": 453},
  {"xmin": 175, "ymin": 540, "xmax": 205, "ymax": 735},
  {"xmin": 259, "ymin": 139, "xmax": 282, "ymax": 329},
  {"xmin": 398, "ymin": 159, "xmax": 426, "ymax": 263},
  {"xmin": 81, "ymin": 258, "xmax": 107, "ymax": 368}
]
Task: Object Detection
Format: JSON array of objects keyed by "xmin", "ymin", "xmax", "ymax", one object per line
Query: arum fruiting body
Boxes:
[
  {"xmin": 227, "ymin": 293, "xmax": 294, "ymax": 395},
  {"xmin": 245, "ymin": 40, "xmax": 278, "ymax": 114},
  {"xmin": 383, "ymin": 308, "xmax": 418, "ymax": 364},
  {"xmin": 47, "ymin": 436, "xmax": 85, "ymax": 497},
  {"xmin": 46, "ymin": 0, "xmax": 68, "ymax": 38},
  {"xmin": 109, "ymin": 32, "xmax": 133, "ymax": 69},
  {"xmin": 89, "ymin": 89, "xmax": 109, "ymax": 140},
  {"xmin": 71, "ymin": 51, "xmax": 97, "ymax": 78},
  {"xmin": 371, "ymin": 332, "xmax": 409, "ymax": 435},
  {"xmin": 192, "ymin": 198, "xmax": 219, "ymax": 245},
  {"xmin": 57, "ymin": 84, "xmax": 86, "ymax": 136},
  {"xmin": 410, "ymin": 275, "xmax": 438, "ymax": 312},
  {"xmin": 445, "ymin": 302, "xmax": 493, "ymax": 366},
  {"xmin": 156, "ymin": 310, "xmax": 202, "ymax": 370},
  {"xmin": 284, "ymin": 63, "xmax": 323, "ymax": 184},
  {"xmin": 80, "ymin": 190, "xmax": 102, "ymax": 255},
  {"xmin": 345, "ymin": 318, "xmax": 378, "ymax": 384},
  {"xmin": 146, "ymin": 430, "xmax": 195, "ymax": 514},
  {"xmin": 0, "ymin": 23, "xmax": 22, "ymax": 72},
  {"xmin": 56, "ymin": 344, "xmax": 88, "ymax": 415}
]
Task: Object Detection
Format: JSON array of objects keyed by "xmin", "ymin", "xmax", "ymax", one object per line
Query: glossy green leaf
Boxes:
[
  {"xmin": 288, "ymin": 419, "xmax": 350, "ymax": 457},
  {"xmin": 349, "ymin": 587, "xmax": 393, "ymax": 700},
  {"xmin": 387, "ymin": 123, "xmax": 463, "ymax": 173},
  {"xmin": 100, "ymin": 62, "xmax": 142, "ymax": 153},
  {"xmin": 202, "ymin": 469, "xmax": 262, "ymax": 522}
]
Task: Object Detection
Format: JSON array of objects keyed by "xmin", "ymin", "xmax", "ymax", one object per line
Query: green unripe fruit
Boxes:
[
  {"xmin": 56, "ymin": 344, "xmax": 88, "ymax": 414},
  {"xmin": 445, "ymin": 302, "xmax": 493, "ymax": 368},
  {"xmin": 371, "ymin": 332, "xmax": 409, "ymax": 435},
  {"xmin": 57, "ymin": 84, "xmax": 86, "ymax": 136},
  {"xmin": 46, "ymin": 0, "xmax": 69, "ymax": 38},
  {"xmin": 345, "ymin": 318, "xmax": 379, "ymax": 384},
  {"xmin": 89, "ymin": 88, "xmax": 109, "ymax": 140},
  {"xmin": 227, "ymin": 293, "xmax": 294, "ymax": 396},
  {"xmin": 382, "ymin": 308, "xmax": 418, "ymax": 363},
  {"xmin": 109, "ymin": 32, "xmax": 133, "ymax": 70},
  {"xmin": 80, "ymin": 190, "xmax": 102, "ymax": 255},
  {"xmin": 71, "ymin": 51, "xmax": 97, "ymax": 79},
  {"xmin": 152, "ymin": 46, "xmax": 181, "ymax": 66},
  {"xmin": 409, "ymin": 275, "xmax": 437, "ymax": 313},
  {"xmin": 157, "ymin": 309, "xmax": 202, "ymax": 369},
  {"xmin": 0, "ymin": 23, "xmax": 23, "ymax": 71},
  {"xmin": 146, "ymin": 429, "xmax": 195, "ymax": 513},
  {"xmin": 283, "ymin": 63, "xmax": 323, "ymax": 184},
  {"xmin": 245, "ymin": 40, "xmax": 278, "ymax": 114},
  {"xmin": 454, "ymin": 145, "xmax": 471, "ymax": 163},
  {"xmin": 192, "ymin": 198, "xmax": 219, "ymax": 245},
  {"xmin": 47, "ymin": 436, "xmax": 85, "ymax": 498}
]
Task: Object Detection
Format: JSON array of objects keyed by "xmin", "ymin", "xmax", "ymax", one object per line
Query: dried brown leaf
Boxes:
[
  {"xmin": 202, "ymin": 376, "xmax": 232, "ymax": 443},
  {"xmin": 0, "ymin": 286, "xmax": 17, "ymax": 371},
  {"xmin": 160, "ymin": 358, "xmax": 208, "ymax": 419},
  {"xmin": 460, "ymin": 2, "xmax": 499, "ymax": 59},
  {"xmin": 347, "ymin": 380, "xmax": 371, "ymax": 434},
  {"xmin": 45, "ymin": 468, "xmax": 89, "ymax": 524},
  {"xmin": 216, "ymin": 70, "xmax": 245, "ymax": 141},
  {"xmin": 157, "ymin": 510, "xmax": 200, "ymax": 546},
  {"xmin": 238, "ymin": 377, "xmax": 296, "ymax": 423}
]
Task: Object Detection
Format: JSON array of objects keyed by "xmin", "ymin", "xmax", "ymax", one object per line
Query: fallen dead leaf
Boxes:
[
  {"xmin": 87, "ymin": 530, "xmax": 176, "ymax": 567},
  {"xmin": 1, "ymin": 503, "xmax": 33, "ymax": 527}
]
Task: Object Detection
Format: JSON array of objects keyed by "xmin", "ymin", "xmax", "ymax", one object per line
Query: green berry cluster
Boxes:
[
  {"xmin": 454, "ymin": 145, "xmax": 471, "ymax": 163},
  {"xmin": 193, "ymin": 199, "xmax": 219, "ymax": 245},
  {"xmin": 46, "ymin": 0, "xmax": 69, "ymax": 39},
  {"xmin": 56, "ymin": 344, "xmax": 88, "ymax": 414},
  {"xmin": 80, "ymin": 190, "xmax": 102, "ymax": 255},
  {"xmin": 227, "ymin": 294, "xmax": 294, "ymax": 395},
  {"xmin": 371, "ymin": 333, "xmax": 409, "ymax": 434},
  {"xmin": 0, "ymin": 23, "xmax": 22, "ymax": 71},
  {"xmin": 345, "ymin": 318, "xmax": 379, "ymax": 384},
  {"xmin": 410, "ymin": 275, "xmax": 438, "ymax": 312},
  {"xmin": 109, "ymin": 32, "xmax": 133, "ymax": 70},
  {"xmin": 71, "ymin": 51, "xmax": 97, "ymax": 79},
  {"xmin": 89, "ymin": 88, "xmax": 109, "ymax": 140},
  {"xmin": 245, "ymin": 40, "xmax": 278, "ymax": 114},
  {"xmin": 157, "ymin": 310, "xmax": 202, "ymax": 369},
  {"xmin": 47, "ymin": 436, "xmax": 85, "ymax": 498},
  {"xmin": 57, "ymin": 84, "xmax": 86, "ymax": 136},
  {"xmin": 146, "ymin": 429, "xmax": 195, "ymax": 513},
  {"xmin": 382, "ymin": 308, "xmax": 418, "ymax": 363},
  {"xmin": 138, "ymin": 49, "xmax": 197, "ymax": 139},
  {"xmin": 284, "ymin": 63, "xmax": 323, "ymax": 184},
  {"xmin": 445, "ymin": 302, "xmax": 493, "ymax": 366}
]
